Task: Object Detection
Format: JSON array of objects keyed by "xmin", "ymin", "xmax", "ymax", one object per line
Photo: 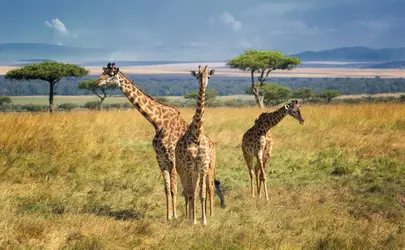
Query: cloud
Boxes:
[
  {"xmin": 220, "ymin": 11, "xmax": 242, "ymax": 31},
  {"xmin": 45, "ymin": 18, "xmax": 71, "ymax": 36}
]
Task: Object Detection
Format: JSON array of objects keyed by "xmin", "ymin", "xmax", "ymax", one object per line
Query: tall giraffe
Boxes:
[
  {"xmin": 96, "ymin": 63, "xmax": 224, "ymax": 221},
  {"xmin": 96, "ymin": 62, "xmax": 189, "ymax": 221},
  {"xmin": 176, "ymin": 65, "xmax": 216, "ymax": 225},
  {"xmin": 242, "ymin": 100, "xmax": 304, "ymax": 200}
]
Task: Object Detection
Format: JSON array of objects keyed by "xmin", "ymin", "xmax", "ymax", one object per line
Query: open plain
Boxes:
[{"xmin": 1, "ymin": 104, "xmax": 405, "ymax": 249}]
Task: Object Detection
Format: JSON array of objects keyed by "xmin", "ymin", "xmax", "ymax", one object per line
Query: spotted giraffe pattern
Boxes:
[
  {"xmin": 176, "ymin": 65, "xmax": 216, "ymax": 225},
  {"xmin": 242, "ymin": 100, "xmax": 304, "ymax": 200},
  {"xmin": 96, "ymin": 63, "xmax": 191, "ymax": 221},
  {"xmin": 96, "ymin": 63, "xmax": 223, "ymax": 222}
]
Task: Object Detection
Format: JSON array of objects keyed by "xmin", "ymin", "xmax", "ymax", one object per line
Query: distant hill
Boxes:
[
  {"xmin": 0, "ymin": 43, "xmax": 110, "ymax": 62},
  {"xmin": 292, "ymin": 46, "xmax": 405, "ymax": 62}
]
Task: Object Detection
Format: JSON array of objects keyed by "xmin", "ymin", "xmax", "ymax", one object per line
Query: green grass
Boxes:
[{"xmin": 0, "ymin": 104, "xmax": 405, "ymax": 249}]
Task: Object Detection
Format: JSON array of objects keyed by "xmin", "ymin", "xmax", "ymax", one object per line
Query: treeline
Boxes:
[
  {"xmin": 1, "ymin": 94, "xmax": 405, "ymax": 113},
  {"xmin": 1, "ymin": 75, "xmax": 405, "ymax": 97}
]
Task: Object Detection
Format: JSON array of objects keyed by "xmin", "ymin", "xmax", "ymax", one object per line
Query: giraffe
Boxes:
[
  {"xmin": 96, "ymin": 63, "xmax": 224, "ymax": 222},
  {"xmin": 96, "ymin": 62, "xmax": 189, "ymax": 221},
  {"xmin": 176, "ymin": 65, "xmax": 216, "ymax": 225},
  {"xmin": 242, "ymin": 100, "xmax": 304, "ymax": 200}
]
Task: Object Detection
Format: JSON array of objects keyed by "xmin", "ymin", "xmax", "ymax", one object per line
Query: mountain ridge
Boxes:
[
  {"xmin": 2, "ymin": 43, "xmax": 405, "ymax": 65},
  {"xmin": 291, "ymin": 46, "xmax": 405, "ymax": 62}
]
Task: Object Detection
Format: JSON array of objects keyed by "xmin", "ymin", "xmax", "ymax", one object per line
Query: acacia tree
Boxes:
[
  {"xmin": 261, "ymin": 83, "xmax": 292, "ymax": 105},
  {"xmin": 5, "ymin": 61, "xmax": 89, "ymax": 113},
  {"xmin": 227, "ymin": 49, "xmax": 301, "ymax": 108},
  {"xmin": 78, "ymin": 79, "xmax": 118, "ymax": 110},
  {"xmin": 292, "ymin": 88, "xmax": 316, "ymax": 103}
]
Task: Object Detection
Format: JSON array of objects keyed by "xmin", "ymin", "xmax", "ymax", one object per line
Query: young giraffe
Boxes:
[
  {"xmin": 96, "ymin": 62, "xmax": 189, "ymax": 221},
  {"xmin": 96, "ymin": 63, "xmax": 224, "ymax": 221},
  {"xmin": 176, "ymin": 65, "xmax": 215, "ymax": 225},
  {"xmin": 242, "ymin": 100, "xmax": 304, "ymax": 200}
]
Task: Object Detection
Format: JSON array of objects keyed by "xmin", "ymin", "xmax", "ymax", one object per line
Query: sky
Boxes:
[{"xmin": 1, "ymin": 0, "xmax": 404, "ymax": 60}]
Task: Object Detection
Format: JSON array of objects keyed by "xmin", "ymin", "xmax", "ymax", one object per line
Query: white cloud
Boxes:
[
  {"xmin": 44, "ymin": 18, "xmax": 70, "ymax": 36},
  {"xmin": 220, "ymin": 11, "xmax": 242, "ymax": 31}
]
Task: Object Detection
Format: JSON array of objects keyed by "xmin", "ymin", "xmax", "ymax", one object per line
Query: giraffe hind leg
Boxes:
[
  {"xmin": 256, "ymin": 153, "xmax": 266, "ymax": 199},
  {"xmin": 255, "ymin": 163, "xmax": 261, "ymax": 198},
  {"xmin": 160, "ymin": 169, "xmax": 172, "ymax": 221},
  {"xmin": 243, "ymin": 151, "xmax": 255, "ymax": 198},
  {"xmin": 170, "ymin": 163, "xmax": 178, "ymax": 218},
  {"xmin": 208, "ymin": 148, "xmax": 216, "ymax": 216}
]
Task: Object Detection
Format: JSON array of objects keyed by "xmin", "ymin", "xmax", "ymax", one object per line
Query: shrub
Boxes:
[
  {"xmin": 83, "ymin": 101, "xmax": 99, "ymax": 110},
  {"xmin": 57, "ymin": 103, "xmax": 78, "ymax": 111}
]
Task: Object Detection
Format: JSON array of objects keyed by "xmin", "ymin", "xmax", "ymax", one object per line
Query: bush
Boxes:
[
  {"xmin": 83, "ymin": 101, "xmax": 99, "ymax": 110},
  {"xmin": 22, "ymin": 104, "xmax": 48, "ymax": 112},
  {"xmin": 0, "ymin": 96, "xmax": 12, "ymax": 105},
  {"xmin": 57, "ymin": 103, "xmax": 78, "ymax": 111}
]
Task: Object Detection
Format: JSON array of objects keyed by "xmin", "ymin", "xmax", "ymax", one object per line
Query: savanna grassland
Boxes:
[{"xmin": 1, "ymin": 104, "xmax": 405, "ymax": 249}]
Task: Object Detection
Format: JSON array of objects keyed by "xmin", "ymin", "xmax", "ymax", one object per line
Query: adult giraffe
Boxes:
[{"xmin": 96, "ymin": 63, "xmax": 224, "ymax": 221}]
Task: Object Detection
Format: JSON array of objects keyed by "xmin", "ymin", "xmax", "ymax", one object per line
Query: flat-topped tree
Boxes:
[
  {"xmin": 78, "ymin": 79, "xmax": 118, "ymax": 110},
  {"xmin": 227, "ymin": 49, "xmax": 301, "ymax": 108},
  {"xmin": 5, "ymin": 61, "xmax": 89, "ymax": 113}
]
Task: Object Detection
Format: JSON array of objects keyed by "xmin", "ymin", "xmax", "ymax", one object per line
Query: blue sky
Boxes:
[{"xmin": 1, "ymin": 0, "xmax": 404, "ymax": 60}]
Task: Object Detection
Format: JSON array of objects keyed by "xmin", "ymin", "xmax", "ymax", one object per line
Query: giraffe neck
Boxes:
[
  {"xmin": 189, "ymin": 80, "xmax": 207, "ymax": 143},
  {"xmin": 257, "ymin": 106, "xmax": 288, "ymax": 132},
  {"xmin": 117, "ymin": 72, "xmax": 179, "ymax": 131}
]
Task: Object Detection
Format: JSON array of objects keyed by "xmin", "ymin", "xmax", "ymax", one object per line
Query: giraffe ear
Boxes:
[
  {"xmin": 191, "ymin": 71, "xmax": 198, "ymax": 77},
  {"xmin": 102, "ymin": 67, "xmax": 107, "ymax": 71},
  {"xmin": 209, "ymin": 69, "xmax": 215, "ymax": 75}
]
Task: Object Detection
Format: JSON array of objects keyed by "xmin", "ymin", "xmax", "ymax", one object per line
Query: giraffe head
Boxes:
[
  {"xmin": 97, "ymin": 62, "xmax": 123, "ymax": 87},
  {"xmin": 284, "ymin": 100, "xmax": 304, "ymax": 125},
  {"xmin": 190, "ymin": 65, "xmax": 215, "ymax": 87}
]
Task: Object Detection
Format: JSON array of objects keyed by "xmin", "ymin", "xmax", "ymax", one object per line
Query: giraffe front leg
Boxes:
[
  {"xmin": 262, "ymin": 146, "xmax": 272, "ymax": 201},
  {"xmin": 191, "ymin": 171, "xmax": 200, "ymax": 225},
  {"xmin": 200, "ymin": 172, "xmax": 208, "ymax": 225}
]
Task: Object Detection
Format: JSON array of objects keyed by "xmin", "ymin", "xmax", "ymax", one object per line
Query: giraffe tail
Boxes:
[{"xmin": 214, "ymin": 179, "xmax": 226, "ymax": 208}]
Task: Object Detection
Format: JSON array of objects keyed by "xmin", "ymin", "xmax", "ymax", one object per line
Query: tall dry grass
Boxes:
[{"xmin": 1, "ymin": 104, "xmax": 405, "ymax": 249}]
